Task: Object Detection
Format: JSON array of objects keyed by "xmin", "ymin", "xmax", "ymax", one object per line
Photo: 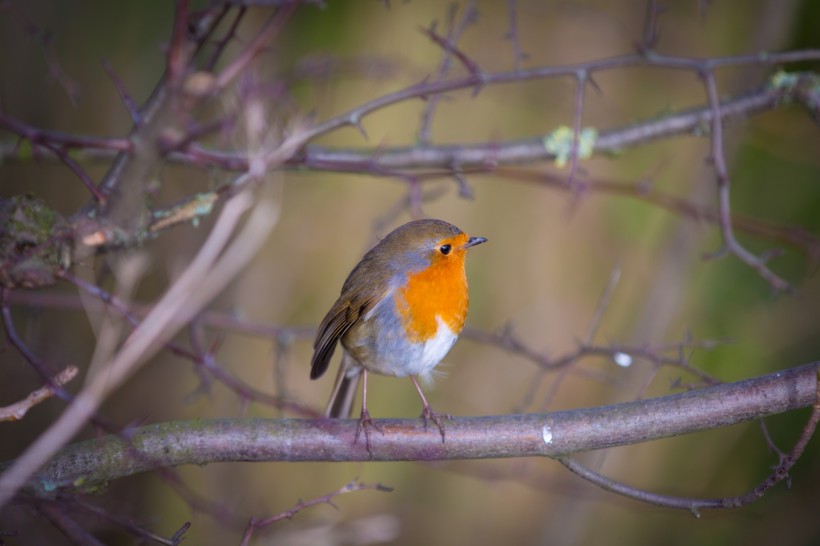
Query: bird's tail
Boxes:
[{"xmin": 324, "ymin": 352, "xmax": 361, "ymax": 418}]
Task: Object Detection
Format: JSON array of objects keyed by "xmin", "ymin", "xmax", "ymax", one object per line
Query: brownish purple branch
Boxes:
[
  {"xmin": 638, "ymin": 0, "xmax": 665, "ymax": 53},
  {"xmin": 213, "ymin": 5, "xmax": 298, "ymax": 90},
  {"xmin": 1, "ymin": 66, "xmax": 815, "ymax": 176},
  {"xmin": 493, "ymin": 167, "xmax": 820, "ymax": 266},
  {"xmin": 0, "ymin": 111, "xmax": 130, "ymax": 152},
  {"xmin": 702, "ymin": 69, "xmax": 791, "ymax": 292},
  {"xmin": 57, "ymin": 496, "xmax": 189, "ymax": 545},
  {"xmin": 293, "ymin": 77, "xmax": 806, "ymax": 172},
  {"xmin": 9, "ymin": 362, "xmax": 815, "ymax": 505},
  {"xmin": 295, "ymin": 49, "xmax": 820, "ymax": 146},
  {"xmin": 36, "ymin": 502, "xmax": 107, "ymax": 546},
  {"xmin": 558, "ymin": 367, "xmax": 820, "ymax": 514},
  {"xmin": 202, "ymin": 6, "xmax": 245, "ymax": 72},
  {"xmin": 239, "ymin": 481, "xmax": 392, "ymax": 546},
  {"xmin": 50, "ymin": 272, "xmax": 318, "ymax": 417},
  {"xmin": 102, "ymin": 60, "xmax": 142, "ymax": 127},
  {"xmin": 419, "ymin": 20, "xmax": 482, "ymax": 81},
  {"xmin": 505, "ymin": 0, "xmax": 527, "ymax": 70},
  {"xmin": 417, "ymin": 1, "xmax": 478, "ymax": 145}
]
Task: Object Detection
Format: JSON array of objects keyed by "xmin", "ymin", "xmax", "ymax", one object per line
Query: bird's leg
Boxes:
[
  {"xmin": 354, "ymin": 370, "xmax": 384, "ymax": 454},
  {"xmin": 410, "ymin": 376, "xmax": 450, "ymax": 443}
]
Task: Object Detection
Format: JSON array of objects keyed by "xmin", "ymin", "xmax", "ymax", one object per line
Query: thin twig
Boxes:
[
  {"xmin": 102, "ymin": 60, "xmax": 142, "ymax": 127},
  {"xmin": 557, "ymin": 367, "xmax": 820, "ymax": 515},
  {"xmin": 701, "ymin": 69, "xmax": 791, "ymax": 292},
  {"xmin": 0, "ymin": 366, "xmax": 78, "ymax": 422},
  {"xmin": 505, "ymin": 0, "xmax": 527, "ymax": 70},
  {"xmin": 638, "ymin": 0, "xmax": 665, "ymax": 53},
  {"xmin": 214, "ymin": 5, "xmax": 298, "ymax": 90},
  {"xmin": 239, "ymin": 481, "xmax": 393, "ymax": 546},
  {"xmin": 204, "ymin": 6, "xmax": 246, "ymax": 71},
  {"xmin": 68, "ymin": 496, "xmax": 190, "ymax": 546},
  {"xmin": 416, "ymin": 1, "xmax": 478, "ymax": 144}
]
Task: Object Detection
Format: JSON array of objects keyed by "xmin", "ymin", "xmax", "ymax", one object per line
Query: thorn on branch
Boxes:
[
  {"xmin": 102, "ymin": 59, "xmax": 142, "ymax": 127},
  {"xmin": 758, "ymin": 247, "xmax": 785, "ymax": 264},
  {"xmin": 9, "ymin": 4, "xmax": 82, "ymax": 105},
  {"xmin": 193, "ymin": 6, "xmax": 242, "ymax": 72},
  {"xmin": 471, "ymin": 76, "xmax": 487, "ymax": 98},
  {"xmin": 452, "ymin": 171, "xmax": 474, "ymax": 199},
  {"xmin": 167, "ymin": 0, "xmax": 192, "ymax": 86},
  {"xmin": 587, "ymin": 73, "xmax": 603, "ymax": 96},
  {"xmin": 348, "ymin": 113, "xmax": 369, "ymax": 140},
  {"xmin": 702, "ymin": 245, "xmax": 729, "ymax": 261},
  {"xmin": 638, "ymin": 0, "xmax": 667, "ymax": 54},
  {"xmin": 416, "ymin": 2, "xmax": 478, "ymax": 144},
  {"xmin": 418, "ymin": 23, "xmax": 483, "ymax": 80},
  {"xmin": 505, "ymin": 0, "xmax": 528, "ymax": 70},
  {"xmin": 170, "ymin": 521, "xmax": 191, "ymax": 545}
]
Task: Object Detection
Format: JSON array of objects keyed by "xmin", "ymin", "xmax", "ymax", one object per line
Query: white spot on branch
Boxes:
[{"xmin": 542, "ymin": 424, "xmax": 553, "ymax": 445}]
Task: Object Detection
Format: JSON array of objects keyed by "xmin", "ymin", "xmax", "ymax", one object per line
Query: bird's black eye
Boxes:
[{"xmin": 439, "ymin": 244, "xmax": 451, "ymax": 255}]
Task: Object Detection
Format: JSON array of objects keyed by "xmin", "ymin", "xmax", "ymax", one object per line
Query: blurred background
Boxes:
[{"xmin": 1, "ymin": 1, "xmax": 819, "ymax": 544}]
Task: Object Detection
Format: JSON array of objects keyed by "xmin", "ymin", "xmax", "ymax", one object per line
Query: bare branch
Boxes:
[
  {"xmin": 102, "ymin": 60, "xmax": 142, "ymax": 127},
  {"xmin": 37, "ymin": 502, "xmax": 107, "ymax": 546},
  {"xmin": 701, "ymin": 69, "xmax": 791, "ymax": 292},
  {"xmin": 10, "ymin": 362, "xmax": 816, "ymax": 501},
  {"xmin": 0, "ymin": 366, "xmax": 78, "ymax": 422},
  {"xmin": 213, "ymin": 6, "xmax": 297, "ymax": 90},
  {"xmin": 417, "ymin": 1, "xmax": 478, "ymax": 144},
  {"xmin": 505, "ymin": 0, "xmax": 527, "ymax": 69},
  {"xmin": 638, "ymin": 0, "xmax": 666, "ymax": 53},
  {"xmin": 558, "ymin": 367, "xmax": 820, "ymax": 513},
  {"xmin": 240, "ymin": 481, "xmax": 392, "ymax": 545}
]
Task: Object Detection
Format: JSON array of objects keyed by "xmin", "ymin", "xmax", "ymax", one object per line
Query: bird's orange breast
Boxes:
[{"xmin": 395, "ymin": 234, "xmax": 470, "ymax": 343}]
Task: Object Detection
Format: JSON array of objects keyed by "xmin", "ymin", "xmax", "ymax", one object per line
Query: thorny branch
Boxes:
[
  {"xmin": 557, "ymin": 367, "xmax": 820, "ymax": 514},
  {"xmin": 701, "ymin": 69, "xmax": 791, "ymax": 292},
  {"xmin": 416, "ymin": 1, "xmax": 478, "ymax": 145},
  {"xmin": 239, "ymin": 481, "xmax": 393, "ymax": 546}
]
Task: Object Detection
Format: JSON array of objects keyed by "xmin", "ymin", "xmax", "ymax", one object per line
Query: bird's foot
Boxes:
[
  {"xmin": 354, "ymin": 407, "xmax": 385, "ymax": 456},
  {"xmin": 420, "ymin": 405, "xmax": 451, "ymax": 443}
]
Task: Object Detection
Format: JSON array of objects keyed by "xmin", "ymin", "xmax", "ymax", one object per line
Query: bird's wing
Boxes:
[
  {"xmin": 311, "ymin": 247, "xmax": 397, "ymax": 380},
  {"xmin": 310, "ymin": 290, "xmax": 378, "ymax": 379}
]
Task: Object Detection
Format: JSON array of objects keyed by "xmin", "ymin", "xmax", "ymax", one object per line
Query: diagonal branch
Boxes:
[
  {"xmin": 0, "ymin": 170, "xmax": 283, "ymax": 509},
  {"xmin": 558, "ymin": 366, "xmax": 820, "ymax": 514},
  {"xmin": 0, "ymin": 366, "xmax": 78, "ymax": 422},
  {"xmin": 275, "ymin": 75, "xmax": 812, "ymax": 173}
]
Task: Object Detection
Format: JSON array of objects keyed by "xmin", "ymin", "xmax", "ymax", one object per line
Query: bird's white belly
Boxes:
[{"xmin": 405, "ymin": 316, "xmax": 458, "ymax": 377}]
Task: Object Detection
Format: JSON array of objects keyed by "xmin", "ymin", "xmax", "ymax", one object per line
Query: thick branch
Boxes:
[{"xmin": 13, "ymin": 362, "xmax": 817, "ymax": 498}]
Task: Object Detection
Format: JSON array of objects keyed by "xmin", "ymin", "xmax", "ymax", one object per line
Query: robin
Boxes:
[{"xmin": 310, "ymin": 219, "xmax": 486, "ymax": 445}]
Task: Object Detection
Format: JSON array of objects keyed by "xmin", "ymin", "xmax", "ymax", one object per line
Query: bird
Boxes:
[{"xmin": 310, "ymin": 218, "xmax": 486, "ymax": 446}]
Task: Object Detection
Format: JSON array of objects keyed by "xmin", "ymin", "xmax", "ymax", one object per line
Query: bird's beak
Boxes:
[{"xmin": 459, "ymin": 236, "xmax": 487, "ymax": 250}]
